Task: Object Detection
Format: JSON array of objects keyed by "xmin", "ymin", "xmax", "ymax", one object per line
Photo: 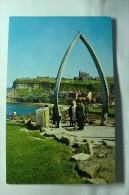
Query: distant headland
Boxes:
[{"xmin": 7, "ymin": 71, "xmax": 114, "ymax": 105}]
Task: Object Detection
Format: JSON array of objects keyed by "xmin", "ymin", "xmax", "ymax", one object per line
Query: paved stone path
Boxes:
[{"xmin": 62, "ymin": 123, "xmax": 115, "ymax": 146}]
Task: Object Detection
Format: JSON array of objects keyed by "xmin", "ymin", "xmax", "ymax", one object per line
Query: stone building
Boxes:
[{"xmin": 74, "ymin": 71, "xmax": 91, "ymax": 81}]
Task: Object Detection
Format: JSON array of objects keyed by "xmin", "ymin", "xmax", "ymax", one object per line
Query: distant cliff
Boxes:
[
  {"xmin": 12, "ymin": 77, "xmax": 109, "ymax": 92},
  {"xmin": 12, "ymin": 78, "xmax": 56, "ymax": 90},
  {"xmin": 7, "ymin": 77, "xmax": 114, "ymax": 104}
]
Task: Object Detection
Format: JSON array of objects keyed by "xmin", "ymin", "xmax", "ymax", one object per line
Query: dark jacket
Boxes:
[{"xmin": 76, "ymin": 104, "xmax": 85, "ymax": 119}]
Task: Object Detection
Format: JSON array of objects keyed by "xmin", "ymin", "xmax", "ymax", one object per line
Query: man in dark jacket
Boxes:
[
  {"xmin": 76, "ymin": 99, "xmax": 85, "ymax": 130},
  {"xmin": 83, "ymin": 100, "xmax": 89, "ymax": 124}
]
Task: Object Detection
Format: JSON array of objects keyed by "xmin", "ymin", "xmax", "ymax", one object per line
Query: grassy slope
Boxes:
[
  {"xmin": 6, "ymin": 122, "xmax": 81, "ymax": 184},
  {"xmin": 14, "ymin": 78, "xmax": 114, "ymax": 84},
  {"xmin": 89, "ymin": 107, "xmax": 115, "ymax": 116},
  {"xmin": 13, "ymin": 78, "xmax": 114, "ymax": 93}
]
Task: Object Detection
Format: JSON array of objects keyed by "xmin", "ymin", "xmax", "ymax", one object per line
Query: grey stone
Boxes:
[
  {"xmin": 55, "ymin": 135, "xmax": 75, "ymax": 146},
  {"xmin": 60, "ymin": 136, "xmax": 70, "ymax": 145},
  {"xmin": 31, "ymin": 121, "xmax": 36, "ymax": 126},
  {"xmin": 101, "ymin": 140, "xmax": 108, "ymax": 147},
  {"xmin": 105, "ymin": 151, "xmax": 115, "ymax": 158},
  {"xmin": 97, "ymin": 153, "xmax": 105, "ymax": 158},
  {"xmin": 40, "ymin": 127, "xmax": 47, "ymax": 132},
  {"xmin": 71, "ymin": 153, "xmax": 91, "ymax": 161},
  {"xmin": 75, "ymin": 143, "xmax": 91, "ymax": 155},
  {"xmin": 82, "ymin": 139, "xmax": 87, "ymax": 143},
  {"xmin": 44, "ymin": 128, "xmax": 76, "ymax": 146},
  {"xmin": 93, "ymin": 143, "xmax": 102, "ymax": 149},
  {"xmin": 77, "ymin": 161, "xmax": 100, "ymax": 178},
  {"xmin": 72, "ymin": 142, "xmax": 79, "ymax": 148},
  {"xmin": 89, "ymin": 140, "xmax": 94, "ymax": 143},
  {"xmin": 44, "ymin": 129, "xmax": 57, "ymax": 137},
  {"xmin": 23, "ymin": 119, "xmax": 30, "ymax": 125},
  {"xmin": 54, "ymin": 134, "xmax": 62, "ymax": 141},
  {"xmin": 88, "ymin": 178, "xmax": 107, "ymax": 184},
  {"xmin": 74, "ymin": 137, "xmax": 87, "ymax": 143}
]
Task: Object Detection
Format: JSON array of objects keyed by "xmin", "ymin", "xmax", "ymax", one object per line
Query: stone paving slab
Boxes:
[{"xmin": 62, "ymin": 123, "xmax": 115, "ymax": 146}]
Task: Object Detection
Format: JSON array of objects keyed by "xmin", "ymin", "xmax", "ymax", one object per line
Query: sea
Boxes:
[
  {"xmin": 6, "ymin": 103, "xmax": 39, "ymax": 118},
  {"xmin": 6, "ymin": 87, "xmax": 40, "ymax": 118}
]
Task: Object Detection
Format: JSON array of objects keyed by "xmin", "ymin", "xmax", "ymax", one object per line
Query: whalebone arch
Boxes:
[{"xmin": 54, "ymin": 34, "xmax": 109, "ymax": 127}]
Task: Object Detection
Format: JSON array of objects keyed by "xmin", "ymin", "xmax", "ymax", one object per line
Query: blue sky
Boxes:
[{"xmin": 7, "ymin": 17, "xmax": 114, "ymax": 87}]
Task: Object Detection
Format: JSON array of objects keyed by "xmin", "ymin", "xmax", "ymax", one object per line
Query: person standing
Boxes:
[
  {"xmin": 69, "ymin": 103, "xmax": 72, "ymax": 127},
  {"xmin": 69, "ymin": 100, "xmax": 77, "ymax": 127},
  {"xmin": 52, "ymin": 105, "xmax": 56, "ymax": 125},
  {"xmin": 83, "ymin": 101, "xmax": 89, "ymax": 124},
  {"xmin": 71, "ymin": 100, "xmax": 77, "ymax": 128},
  {"xmin": 76, "ymin": 99, "xmax": 85, "ymax": 130},
  {"xmin": 13, "ymin": 110, "xmax": 17, "ymax": 120}
]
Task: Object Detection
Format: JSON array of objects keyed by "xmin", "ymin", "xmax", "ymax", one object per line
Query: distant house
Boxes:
[{"xmin": 67, "ymin": 92, "xmax": 79, "ymax": 99}]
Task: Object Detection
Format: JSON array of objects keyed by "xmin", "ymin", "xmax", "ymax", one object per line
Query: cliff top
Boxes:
[{"xmin": 13, "ymin": 77, "xmax": 114, "ymax": 85}]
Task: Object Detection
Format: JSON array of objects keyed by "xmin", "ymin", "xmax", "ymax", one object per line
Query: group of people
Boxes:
[
  {"xmin": 8, "ymin": 103, "xmax": 88, "ymax": 130},
  {"xmin": 69, "ymin": 99, "xmax": 89, "ymax": 130},
  {"xmin": 52, "ymin": 99, "xmax": 89, "ymax": 130}
]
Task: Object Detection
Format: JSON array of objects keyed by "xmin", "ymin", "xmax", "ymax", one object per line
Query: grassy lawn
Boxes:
[
  {"xmin": 6, "ymin": 121, "xmax": 81, "ymax": 184},
  {"xmin": 89, "ymin": 106, "xmax": 115, "ymax": 116}
]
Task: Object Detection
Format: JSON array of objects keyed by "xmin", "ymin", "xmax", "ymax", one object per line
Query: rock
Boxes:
[
  {"xmin": 55, "ymin": 134, "xmax": 74, "ymax": 146},
  {"xmin": 77, "ymin": 161, "xmax": 100, "ymax": 178},
  {"xmin": 40, "ymin": 127, "xmax": 47, "ymax": 132},
  {"xmin": 74, "ymin": 137, "xmax": 87, "ymax": 143},
  {"xmin": 105, "ymin": 151, "xmax": 115, "ymax": 158},
  {"xmin": 97, "ymin": 153, "xmax": 105, "ymax": 158},
  {"xmin": 90, "ymin": 140, "xmax": 94, "ymax": 143},
  {"xmin": 71, "ymin": 141, "xmax": 85, "ymax": 148},
  {"xmin": 30, "ymin": 124, "xmax": 37, "ymax": 130},
  {"xmin": 49, "ymin": 123, "xmax": 56, "ymax": 128},
  {"xmin": 93, "ymin": 143, "xmax": 102, "ymax": 149},
  {"xmin": 24, "ymin": 119, "xmax": 37, "ymax": 130},
  {"xmin": 71, "ymin": 153, "xmax": 91, "ymax": 161},
  {"xmin": 101, "ymin": 140, "xmax": 107, "ymax": 147},
  {"xmin": 87, "ymin": 178, "xmax": 107, "ymax": 184},
  {"xmin": 107, "ymin": 145, "xmax": 115, "ymax": 149},
  {"xmin": 44, "ymin": 129, "xmax": 57, "ymax": 137},
  {"xmin": 23, "ymin": 119, "xmax": 27, "ymax": 124},
  {"xmin": 44, "ymin": 127, "xmax": 94, "ymax": 154},
  {"xmin": 44, "ymin": 128, "xmax": 76, "ymax": 146},
  {"xmin": 75, "ymin": 143, "xmax": 91, "ymax": 155},
  {"xmin": 31, "ymin": 121, "xmax": 36, "ymax": 126},
  {"xmin": 60, "ymin": 136, "xmax": 70, "ymax": 145},
  {"xmin": 36, "ymin": 125, "xmax": 41, "ymax": 131},
  {"xmin": 54, "ymin": 134, "xmax": 62, "ymax": 141},
  {"xmin": 40, "ymin": 132, "xmax": 46, "ymax": 136},
  {"xmin": 72, "ymin": 143, "xmax": 79, "ymax": 148},
  {"xmin": 82, "ymin": 139, "xmax": 87, "ymax": 143}
]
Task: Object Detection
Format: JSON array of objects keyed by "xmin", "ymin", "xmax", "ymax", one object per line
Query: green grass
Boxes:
[
  {"xmin": 15, "ymin": 78, "xmax": 114, "ymax": 85},
  {"xmin": 14, "ymin": 78, "xmax": 114, "ymax": 93},
  {"xmin": 89, "ymin": 106, "xmax": 115, "ymax": 116},
  {"xmin": 6, "ymin": 121, "xmax": 81, "ymax": 184}
]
